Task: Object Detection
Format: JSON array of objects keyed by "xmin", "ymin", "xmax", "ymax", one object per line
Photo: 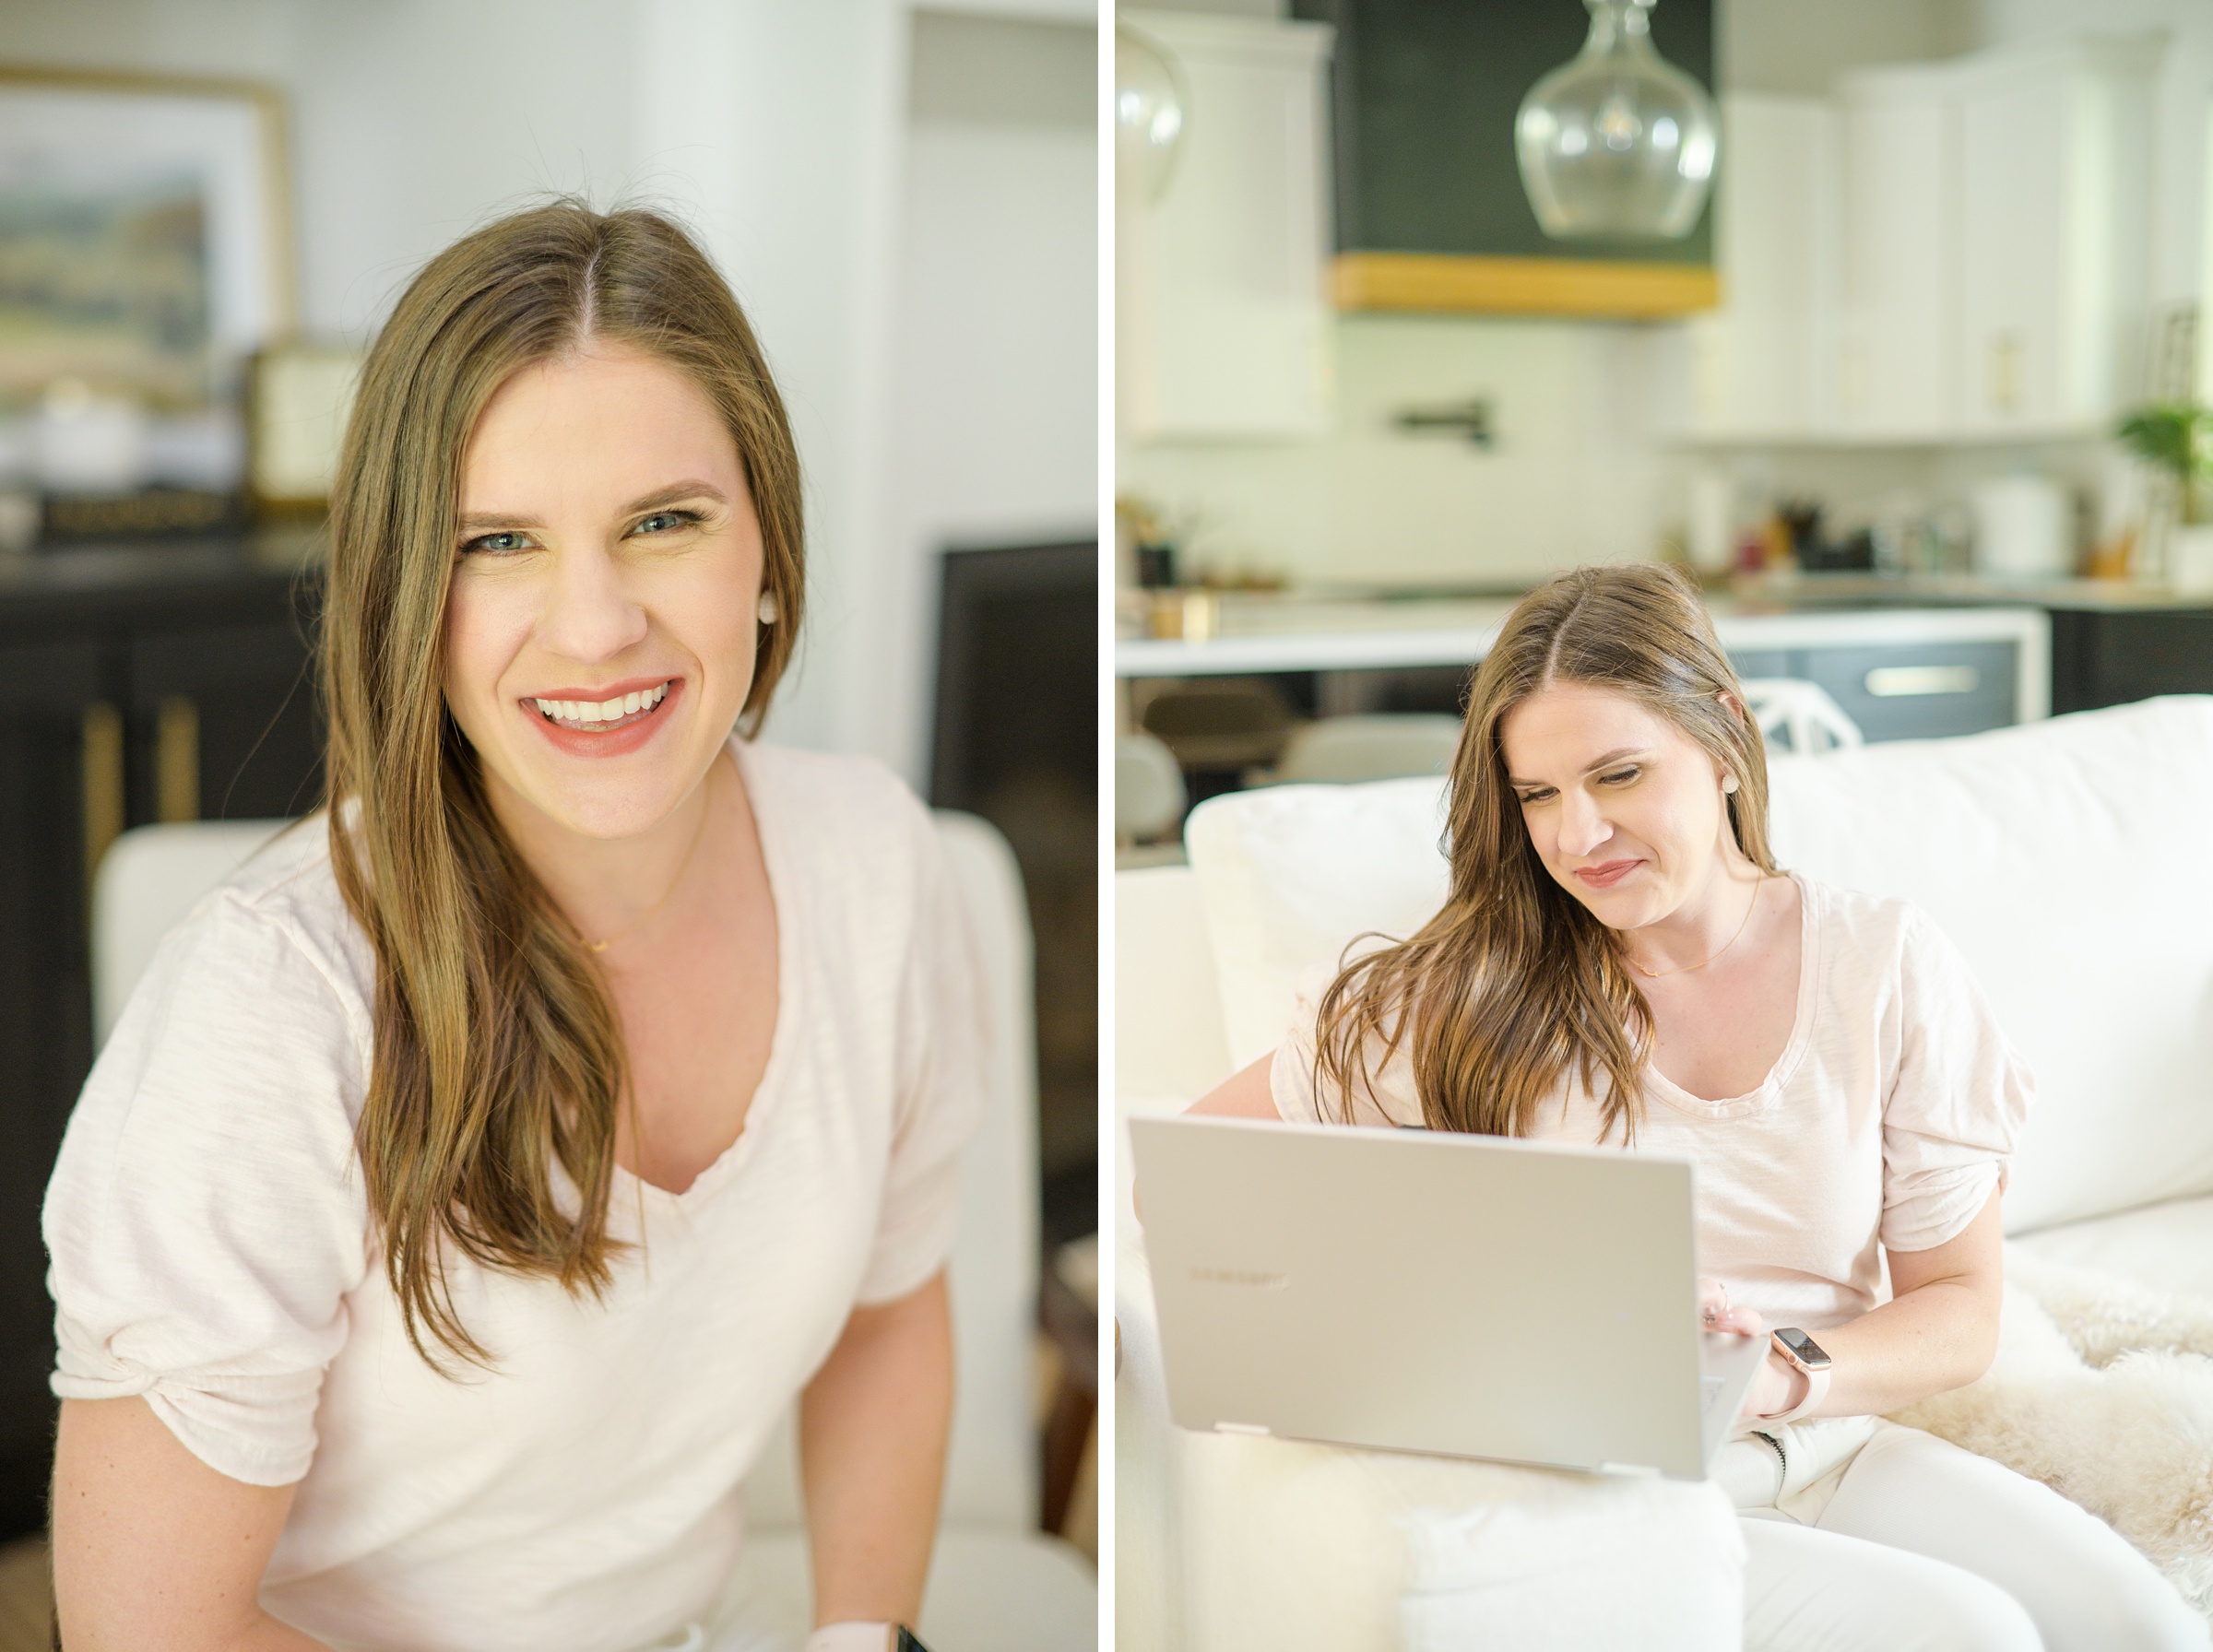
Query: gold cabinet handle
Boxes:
[
  {"xmin": 157, "ymin": 695, "xmax": 200, "ymax": 824},
  {"xmin": 82, "ymin": 702, "xmax": 124, "ymax": 899}
]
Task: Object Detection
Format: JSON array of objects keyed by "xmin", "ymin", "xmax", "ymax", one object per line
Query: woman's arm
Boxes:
[
  {"xmin": 799, "ymin": 1268, "xmax": 953, "ymax": 1634},
  {"xmin": 1186, "ymin": 1053, "xmax": 1278, "ymax": 1119},
  {"xmin": 1745, "ymin": 1183, "xmax": 2006, "ymax": 1422},
  {"xmin": 52, "ymin": 1397, "xmax": 328, "ymax": 1652}
]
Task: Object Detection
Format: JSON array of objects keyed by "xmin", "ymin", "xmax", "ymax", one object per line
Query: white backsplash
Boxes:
[
  {"xmin": 1120, "ymin": 310, "xmax": 2134, "ymax": 591},
  {"xmin": 1119, "ymin": 313, "xmax": 1677, "ymax": 590}
]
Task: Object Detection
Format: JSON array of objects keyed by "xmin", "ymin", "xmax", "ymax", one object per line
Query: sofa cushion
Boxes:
[
  {"xmin": 1762, "ymin": 698, "xmax": 2213, "ymax": 1232},
  {"xmin": 1183, "ymin": 697, "xmax": 2213, "ymax": 1234},
  {"xmin": 2010, "ymin": 1195, "xmax": 2213, "ymax": 1303}
]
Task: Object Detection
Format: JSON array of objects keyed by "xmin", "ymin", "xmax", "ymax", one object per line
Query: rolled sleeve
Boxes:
[
  {"xmin": 1878, "ymin": 907, "xmax": 2035, "ymax": 1254},
  {"xmin": 44, "ymin": 892, "xmax": 371, "ymax": 1486}
]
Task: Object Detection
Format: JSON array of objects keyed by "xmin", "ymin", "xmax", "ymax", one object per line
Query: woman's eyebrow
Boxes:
[
  {"xmin": 1504, "ymin": 747, "xmax": 1651, "ymax": 787},
  {"xmin": 456, "ymin": 481, "xmax": 730, "ymax": 533},
  {"xmin": 621, "ymin": 480, "xmax": 729, "ymax": 514}
]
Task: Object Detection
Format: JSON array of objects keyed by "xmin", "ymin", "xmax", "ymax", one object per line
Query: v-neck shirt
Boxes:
[
  {"xmin": 43, "ymin": 739, "xmax": 987, "ymax": 1652},
  {"xmin": 1272, "ymin": 873, "xmax": 2034, "ymax": 1332}
]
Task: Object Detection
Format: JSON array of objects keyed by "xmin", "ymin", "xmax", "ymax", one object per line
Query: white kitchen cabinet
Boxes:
[
  {"xmin": 1834, "ymin": 65, "xmax": 1958, "ymax": 440},
  {"xmin": 1117, "ymin": 12, "xmax": 1333, "ymax": 442},
  {"xmin": 1675, "ymin": 36, "xmax": 2158, "ymax": 448},
  {"xmin": 1675, "ymin": 95, "xmax": 1837, "ymax": 441},
  {"xmin": 1953, "ymin": 39, "xmax": 2156, "ymax": 436}
]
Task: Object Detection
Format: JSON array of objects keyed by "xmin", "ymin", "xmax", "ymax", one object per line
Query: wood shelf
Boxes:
[{"xmin": 1331, "ymin": 252, "xmax": 1721, "ymax": 318}]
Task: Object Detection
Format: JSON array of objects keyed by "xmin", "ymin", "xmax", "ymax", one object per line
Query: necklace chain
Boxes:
[
  {"xmin": 1626, "ymin": 873, "xmax": 1764, "ymax": 979},
  {"xmin": 584, "ymin": 780, "xmax": 716, "ymax": 954}
]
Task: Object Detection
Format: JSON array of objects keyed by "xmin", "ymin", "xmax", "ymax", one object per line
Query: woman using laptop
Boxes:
[
  {"xmin": 1192, "ymin": 563, "xmax": 2204, "ymax": 1651},
  {"xmin": 45, "ymin": 204, "xmax": 976, "ymax": 1652}
]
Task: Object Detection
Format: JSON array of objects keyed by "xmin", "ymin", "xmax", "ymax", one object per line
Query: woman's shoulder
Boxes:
[
  {"xmin": 132, "ymin": 816, "xmax": 373, "ymax": 1051},
  {"xmin": 1790, "ymin": 869, "xmax": 1977, "ymax": 988}
]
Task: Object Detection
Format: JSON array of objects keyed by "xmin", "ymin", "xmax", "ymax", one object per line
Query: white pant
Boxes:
[{"xmin": 1739, "ymin": 1422, "xmax": 2208, "ymax": 1652}]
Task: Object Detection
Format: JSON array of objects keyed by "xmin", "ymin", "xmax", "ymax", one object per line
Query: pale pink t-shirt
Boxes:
[
  {"xmin": 43, "ymin": 739, "xmax": 985, "ymax": 1652},
  {"xmin": 1271, "ymin": 873, "xmax": 2033, "ymax": 1332}
]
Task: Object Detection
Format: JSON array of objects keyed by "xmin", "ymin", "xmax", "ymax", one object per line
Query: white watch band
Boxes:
[
  {"xmin": 803, "ymin": 1626, "xmax": 894, "ymax": 1652},
  {"xmin": 1757, "ymin": 1355, "xmax": 1830, "ymax": 1424}
]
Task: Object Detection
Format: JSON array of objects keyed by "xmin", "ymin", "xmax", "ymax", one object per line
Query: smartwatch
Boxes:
[{"xmin": 1760, "ymin": 1327, "xmax": 1833, "ymax": 1423}]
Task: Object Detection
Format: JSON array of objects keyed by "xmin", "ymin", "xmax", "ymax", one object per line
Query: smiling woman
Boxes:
[
  {"xmin": 1187, "ymin": 563, "xmax": 2211, "ymax": 1650},
  {"xmin": 42, "ymin": 204, "xmax": 974, "ymax": 1652}
]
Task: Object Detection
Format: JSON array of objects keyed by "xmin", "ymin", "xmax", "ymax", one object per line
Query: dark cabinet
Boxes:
[
  {"xmin": 2051, "ymin": 608, "xmax": 2213, "ymax": 714},
  {"xmin": 0, "ymin": 540, "xmax": 321, "ymax": 1539},
  {"xmin": 0, "ymin": 639, "xmax": 102, "ymax": 1536},
  {"xmin": 1288, "ymin": 0, "xmax": 1717, "ymax": 313}
]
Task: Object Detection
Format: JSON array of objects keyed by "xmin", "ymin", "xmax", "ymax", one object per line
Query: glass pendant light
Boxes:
[
  {"xmin": 1515, "ymin": 0, "xmax": 1719, "ymax": 242},
  {"xmin": 1116, "ymin": 24, "xmax": 1189, "ymax": 204}
]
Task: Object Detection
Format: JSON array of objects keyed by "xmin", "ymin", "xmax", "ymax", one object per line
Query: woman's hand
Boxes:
[{"xmin": 1698, "ymin": 1276, "xmax": 1761, "ymax": 1339}]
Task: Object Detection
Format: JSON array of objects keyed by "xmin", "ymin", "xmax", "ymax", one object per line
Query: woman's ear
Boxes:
[{"xmin": 1717, "ymin": 689, "xmax": 1747, "ymax": 726}]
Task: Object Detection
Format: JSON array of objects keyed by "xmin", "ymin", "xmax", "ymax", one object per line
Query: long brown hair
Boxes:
[
  {"xmin": 321, "ymin": 201, "xmax": 804, "ymax": 1366},
  {"xmin": 1310, "ymin": 563, "xmax": 1775, "ymax": 1143}
]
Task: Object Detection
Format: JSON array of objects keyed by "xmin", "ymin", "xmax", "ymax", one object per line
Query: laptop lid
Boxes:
[{"xmin": 1130, "ymin": 1113, "xmax": 1746, "ymax": 1480}]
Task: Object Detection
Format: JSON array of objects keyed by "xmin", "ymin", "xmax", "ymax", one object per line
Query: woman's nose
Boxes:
[
  {"xmin": 538, "ymin": 541, "xmax": 648, "ymax": 663},
  {"xmin": 1557, "ymin": 788, "xmax": 1612, "ymax": 857}
]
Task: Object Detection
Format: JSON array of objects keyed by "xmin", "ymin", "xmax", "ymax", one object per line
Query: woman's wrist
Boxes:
[
  {"xmin": 804, "ymin": 1624, "xmax": 896, "ymax": 1652},
  {"xmin": 1755, "ymin": 1350, "xmax": 1828, "ymax": 1423}
]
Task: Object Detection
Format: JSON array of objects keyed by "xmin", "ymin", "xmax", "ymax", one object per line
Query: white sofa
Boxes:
[{"xmin": 1116, "ymin": 695, "xmax": 2213, "ymax": 1650}]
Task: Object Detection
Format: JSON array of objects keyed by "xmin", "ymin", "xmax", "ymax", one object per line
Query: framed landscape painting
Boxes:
[{"xmin": 0, "ymin": 65, "xmax": 294, "ymax": 412}]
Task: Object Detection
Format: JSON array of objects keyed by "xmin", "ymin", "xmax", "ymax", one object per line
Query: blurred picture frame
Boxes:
[
  {"xmin": 247, "ymin": 339, "xmax": 361, "ymax": 514},
  {"xmin": 0, "ymin": 64, "xmax": 297, "ymax": 414}
]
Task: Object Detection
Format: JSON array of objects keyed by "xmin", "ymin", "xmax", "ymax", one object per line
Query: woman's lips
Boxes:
[
  {"xmin": 1574, "ymin": 857, "xmax": 1641, "ymax": 889},
  {"xmin": 523, "ymin": 677, "xmax": 683, "ymax": 760}
]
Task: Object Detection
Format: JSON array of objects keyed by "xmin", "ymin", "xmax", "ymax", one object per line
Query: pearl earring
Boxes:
[
  {"xmin": 1722, "ymin": 775, "xmax": 1740, "ymax": 795},
  {"xmin": 757, "ymin": 592, "xmax": 779, "ymax": 626}
]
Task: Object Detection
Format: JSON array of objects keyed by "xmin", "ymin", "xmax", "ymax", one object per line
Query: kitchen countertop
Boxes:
[
  {"xmin": 1115, "ymin": 587, "xmax": 2053, "ymax": 679},
  {"xmin": 1723, "ymin": 571, "xmax": 2213, "ymax": 612},
  {"xmin": 1114, "ymin": 583, "xmax": 2060, "ymax": 723}
]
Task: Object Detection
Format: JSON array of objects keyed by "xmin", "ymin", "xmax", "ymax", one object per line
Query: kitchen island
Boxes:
[{"xmin": 1118, "ymin": 587, "xmax": 2052, "ymax": 740}]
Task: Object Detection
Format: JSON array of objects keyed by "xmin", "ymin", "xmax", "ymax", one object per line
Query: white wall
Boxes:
[
  {"xmin": 870, "ymin": 11, "xmax": 1097, "ymax": 777},
  {"xmin": 4, "ymin": 0, "xmax": 1096, "ymax": 776}
]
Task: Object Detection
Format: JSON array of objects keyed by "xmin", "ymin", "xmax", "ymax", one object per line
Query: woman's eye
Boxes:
[
  {"xmin": 461, "ymin": 530, "xmax": 534, "ymax": 556},
  {"xmin": 631, "ymin": 509, "xmax": 701, "ymax": 537},
  {"xmin": 1599, "ymin": 767, "xmax": 1639, "ymax": 785},
  {"xmin": 1516, "ymin": 788, "xmax": 1554, "ymax": 806}
]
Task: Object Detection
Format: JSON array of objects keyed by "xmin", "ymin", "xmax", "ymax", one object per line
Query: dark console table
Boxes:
[{"xmin": 0, "ymin": 532, "xmax": 325, "ymax": 1539}]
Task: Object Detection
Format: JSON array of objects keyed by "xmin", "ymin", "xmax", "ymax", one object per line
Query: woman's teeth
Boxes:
[{"xmin": 533, "ymin": 681, "xmax": 669, "ymax": 730}]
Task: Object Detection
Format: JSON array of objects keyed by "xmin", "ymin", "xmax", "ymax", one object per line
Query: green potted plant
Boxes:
[{"xmin": 2116, "ymin": 402, "xmax": 2213, "ymax": 586}]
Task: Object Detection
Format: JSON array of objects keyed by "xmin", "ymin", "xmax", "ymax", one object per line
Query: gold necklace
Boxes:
[
  {"xmin": 584, "ymin": 782, "xmax": 715, "ymax": 954},
  {"xmin": 1626, "ymin": 873, "xmax": 1764, "ymax": 979}
]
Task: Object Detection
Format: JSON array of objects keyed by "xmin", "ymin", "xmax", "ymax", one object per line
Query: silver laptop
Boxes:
[{"xmin": 1128, "ymin": 1114, "xmax": 1766, "ymax": 1480}]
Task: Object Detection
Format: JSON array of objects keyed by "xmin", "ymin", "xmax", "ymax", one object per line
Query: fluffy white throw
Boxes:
[{"xmin": 1887, "ymin": 1245, "xmax": 2213, "ymax": 1622}]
